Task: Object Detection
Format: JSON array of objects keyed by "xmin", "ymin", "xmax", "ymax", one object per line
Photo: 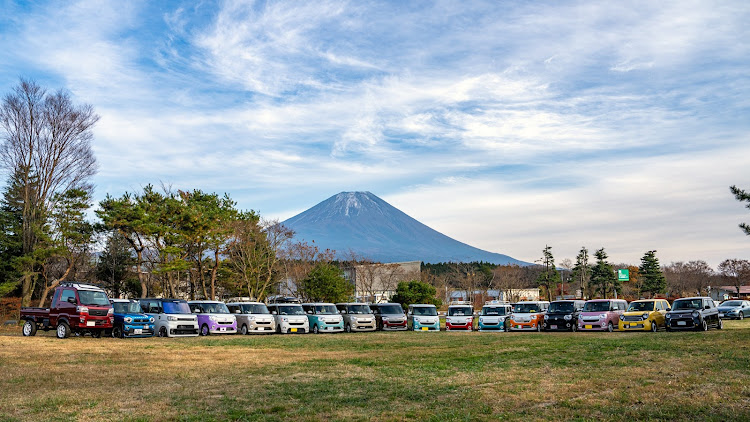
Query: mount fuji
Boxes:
[{"xmin": 281, "ymin": 191, "xmax": 528, "ymax": 265}]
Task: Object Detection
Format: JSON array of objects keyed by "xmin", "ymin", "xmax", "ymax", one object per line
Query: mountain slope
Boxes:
[{"xmin": 282, "ymin": 192, "xmax": 528, "ymax": 265}]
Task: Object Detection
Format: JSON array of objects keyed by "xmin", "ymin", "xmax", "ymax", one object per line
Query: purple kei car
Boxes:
[
  {"xmin": 577, "ymin": 299, "xmax": 628, "ymax": 332},
  {"xmin": 188, "ymin": 301, "xmax": 237, "ymax": 336}
]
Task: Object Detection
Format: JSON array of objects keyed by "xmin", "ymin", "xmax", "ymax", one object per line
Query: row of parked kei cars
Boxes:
[{"xmin": 19, "ymin": 283, "xmax": 750, "ymax": 338}]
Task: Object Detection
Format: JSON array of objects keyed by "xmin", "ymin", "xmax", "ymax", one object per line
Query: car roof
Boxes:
[
  {"xmin": 227, "ymin": 302, "xmax": 265, "ymax": 305},
  {"xmin": 188, "ymin": 300, "xmax": 224, "ymax": 304},
  {"xmin": 302, "ymin": 302, "xmax": 336, "ymax": 306}
]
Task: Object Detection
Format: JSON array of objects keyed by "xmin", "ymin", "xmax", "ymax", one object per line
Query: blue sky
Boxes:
[{"xmin": 1, "ymin": 0, "xmax": 749, "ymax": 267}]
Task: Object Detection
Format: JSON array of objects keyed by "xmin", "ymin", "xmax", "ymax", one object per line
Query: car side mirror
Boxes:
[
  {"xmin": 667, "ymin": 307, "xmax": 671, "ymax": 311},
  {"xmin": 339, "ymin": 310, "xmax": 345, "ymax": 314},
  {"xmin": 235, "ymin": 310, "xmax": 241, "ymax": 314},
  {"xmin": 271, "ymin": 311, "xmax": 277, "ymax": 315},
  {"xmin": 307, "ymin": 310, "xmax": 312, "ymax": 314},
  {"xmin": 67, "ymin": 297, "xmax": 76, "ymax": 304},
  {"xmin": 704, "ymin": 305, "xmax": 711, "ymax": 310}
]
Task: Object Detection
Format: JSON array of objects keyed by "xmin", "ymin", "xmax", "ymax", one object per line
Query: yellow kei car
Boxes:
[{"xmin": 618, "ymin": 299, "xmax": 671, "ymax": 332}]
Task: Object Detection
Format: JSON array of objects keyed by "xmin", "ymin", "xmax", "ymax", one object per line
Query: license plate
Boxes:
[
  {"xmin": 719, "ymin": 314, "xmax": 724, "ymax": 318},
  {"xmin": 516, "ymin": 325, "xmax": 521, "ymax": 329},
  {"xmin": 220, "ymin": 327, "xmax": 226, "ymax": 332},
  {"xmin": 134, "ymin": 328, "xmax": 142, "ymax": 334},
  {"xmin": 585, "ymin": 325, "xmax": 592, "ymax": 329},
  {"xmin": 677, "ymin": 321, "xmax": 686, "ymax": 326},
  {"xmin": 86, "ymin": 321, "xmax": 95, "ymax": 326},
  {"xmin": 630, "ymin": 323, "xmax": 637, "ymax": 327},
  {"xmin": 291, "ymin": 328, "xmax": 297, "ymax": 332},
  {"xmin": 551, "ymin": 325, "xmax": 557, "ymax": 330},
  {"xmin": 421, "ymin": 327, "xmax": 428, "ymax": 331}
]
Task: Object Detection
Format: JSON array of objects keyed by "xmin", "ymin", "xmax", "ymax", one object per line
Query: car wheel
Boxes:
[
  {"xmin": 240, "ymin": 324, "xmax": 248, "ymax": 335},
  {"xmin": 159, "ymin": 326, "xmax": 167, "ymax": 337},
  {"xmin": 701, "ymin": 319, "xmax": 708, "ymax": 331},
  {"xmin": 112, "ymin": 325, "xmax": 123, "ymax": 338},
  {"xmin": 22, "ymin": 320, "xmax": 37, "ymax": 336},
  {"xmin": 345, "ymin": 323, "xmax": 351, "ymax": 333},
  {"xmin": 201, "ymin": 324, "xmax": 210, "ymax": 336},
  {"xmin": 537, "ymin": 323, "xmax": 542, "ymax": 332},
  {"xmin": 607, "ymin": 322, "xmax": 614, "ymax": 332},
  {"xmin": 740, "ymin": 313, "xmax": 744, "ymax": 320},
  {"xmin": 717, "ymin": 318, "xmax": 723, "ymax": 330},
  {"xmin": 651, "ymin": 320, "xmax": 658, "ymax": 332},
  {"xmin": 313, "ymin": 324, "xmax": 319, "ymax": 334},
  {"xmin": 91, "ymin": 330, "xmax": 102, "ymax": 338},
  {"xmin": 571, "ymin": 323, "xmax": 577, "ymax": 332},
  {"xmin": 56, "ymin": 321, "xmax": 71, "ymax": 339}
]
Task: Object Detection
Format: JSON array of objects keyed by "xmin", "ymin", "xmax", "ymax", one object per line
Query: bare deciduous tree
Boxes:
[{"xmin": 0, "ymin": 79, "xmax": 98, "ymax": 305}]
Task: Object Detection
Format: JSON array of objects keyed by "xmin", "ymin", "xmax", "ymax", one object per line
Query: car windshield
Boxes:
[
  {"xmin": 163, "ymin": 301, "xmax": 191, "ymax": 314},
  {"xmin": 628, "ymin": 301, "xmax": 655, "ymax": 312},
  {"xmin": 348, "ymin": 305, "xmax": 372, "ymax": 314},
  {"xmin": 240, "ymin": 304, "xmax": 269, "ymax": 314},
  {"xmin": 378, "ymin": 305, "xmax": 403, "ymax": 315},
  {"xmin": 448, "ymin": 307, "xmax": 472, "ymax": 316},
  {"xmin": 278, "ymin": 305, "xmax": 306, "ymax": 315},
  {"xmin": 513, "ymin": 303, "xmax": 541, "ymax": 313},
  {"xmin": 721, "ymin": 301, "xmax": 742, "ymax": 307},
  {"xmin": 315, "ymin": 305, "xmax": 338, "ymax": 315},
  {"xmin": 583, "ymin": 301, "xmax": 610, "ymax": 312},
  {"xmin": 672, "ymin": 299, "xmax": 702, "ymax": 310},
  {"xmin": 548, "ymin": 302, "xmax": 575, "ymax": 313},
  {"xmin": 113, "ymin": 301, "xmax": 142, "ymax": 314},
  {"xmin": 78, "ymin": 291, "xmax": 110, "ymax": 306},
  {"xmin": 481, "ymin": 306, "xmax": 507, "ymax": 316},
  {"xmin": 412, "ymin": 306, "xmax": 437, "ymax": 316},
  {"xmin": 195, "ymin": 303, "xmax": 230, "ymax": 314}
]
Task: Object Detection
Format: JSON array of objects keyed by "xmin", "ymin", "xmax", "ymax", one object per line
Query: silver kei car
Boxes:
[
  {"xmin": 226, "ymin": 302, "xmax": 276, "ymax": 334},
  {"xmin": 336, "ymin": 303, "xmax": 377, "ymax": 332}
]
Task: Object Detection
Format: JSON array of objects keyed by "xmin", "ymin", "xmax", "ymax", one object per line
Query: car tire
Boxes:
[
  {"xmin": 56, "ymin": 321, "xmax": 71, "ymax": 339},
  {"xmin": 345, "ymin": 323, "xmax": 351, "ymax": 333},
  {"xmin": 201, "ymin": 324, "xmax": 210, "ymax": 336},
  {"xmin": 717, "ymin": 318, "xmax": 723, "ymax": 330},
  {"xmin": 740, "ymin": 313, "xmax": 744, "ymax": 321},
  {"xmin": 22, "ymin": 320, "xmax": 37, "ymax": 336},
  {"xmin": 91, "ymin": 330, "xmax": 102, "ymax": 338},
  {"xmin": 537, "ymin": 323, "xmax": 542, "ymax": 332},
  {"xmin": 571, "ymin": 323, "xmax": 577, "ymax": 332},
  {"xmin": 112, "ymin": 325, "xmax": 123, "ymax": 338},
  {"xmin": 240, "ymin": 324, "xmax": 248, "ymax": 335},
  {"xmin": 159, "ymin": 326, "xmax": 167, "ymax": 337},
  {"xmin": 313, "ymin": 324, "xmax": 319, "ymax": 334},
  {"xmin": 701, "ymin": 319, "xmax": 708, "ymax": 331},
  {"xmin": 607, "ymin": 322, "xmax": 614, "ymax": 332},
  {"xmin": 650, "ymin": 320, "xmax": 658, "ymax": 332}
]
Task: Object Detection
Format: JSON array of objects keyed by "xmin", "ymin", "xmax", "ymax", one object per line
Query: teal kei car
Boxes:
[
  {"xmin": 302, "ymin": 303, "xmax": 344, "ymax": 334},
  {"xmin": 407, "ymin": 304, "xmax": 440, "ymax": 331},
  {"xmin": 110, "ymin": 299, "xmax": 155, "ymax": 338}
]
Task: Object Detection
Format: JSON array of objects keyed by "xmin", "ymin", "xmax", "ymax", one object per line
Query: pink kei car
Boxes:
[{"xmin": 578, "ymin": 299, "xmax": 628, "ymax": 332}]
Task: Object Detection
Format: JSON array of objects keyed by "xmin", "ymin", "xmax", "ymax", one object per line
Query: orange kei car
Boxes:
[{"xmin": 508, "ymin": 301, "xmax": 550, "ymax": 331}]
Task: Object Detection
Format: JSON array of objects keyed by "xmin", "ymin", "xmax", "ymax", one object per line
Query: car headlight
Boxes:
[
  {"xmin": 124, "ymin": 317, "xmax": 132, "ymax": 323},
  {"xmin": 543, "ymin": 315, "xmax": 549, "ymax": 320},
  {"xmin": 564, "ymin": 315, "xmax": 572, "ymax": 321},
  {"xmin": 167, "ymin": 316, "xmax": 178, "ymax": 321},
  {"xmin": 149, "ymin": 317, "xmax": 155, "ymax": 323},
  {"xmin": 642, "ymin": 313, "xmax": 649, "ymax": 320},
  {"xmin": 381, "ymin": 316, "xmax": 389, "ymax": 321},
  {"xmin": 209, "ymin": 315, "xmax": 219, "ymax": 321},
  {"xmin": 692, "ymin": 310, "xmax": 700, "ymax": 318},
  {"xmin": 499, "ymin": 317, "xmax": 505, "ymax": 322},
  {"xmin": 248, "ymin": 315, "xmax": 256, "ymax": 321},
  {"xmin": 351, "ymin": 316, "xmax": 359, "ymax": 322},
  {"xmin": 599, "ymin": 314, "xmax": 607, "ymax": 319},
  {"xmin": 282, "ymin": 317, "xmax": 288, "ymax": 322},
  {"xmin": 665, "ymin": 314, "xmax": 671, "ymax": 319}
]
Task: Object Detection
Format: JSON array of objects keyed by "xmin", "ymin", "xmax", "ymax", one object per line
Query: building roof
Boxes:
[{"xmin": 718, "ymin": 286, "xmax": 750, "ymax": 294}]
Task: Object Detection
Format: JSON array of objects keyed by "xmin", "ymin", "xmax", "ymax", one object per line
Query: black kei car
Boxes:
[
  {"xmin": 543, "ymin": 300, "xmax": 585, "ymax": 332},
  {"xmin": 665, "ymin": 297, "xmax": 723, "ymax": 331}
]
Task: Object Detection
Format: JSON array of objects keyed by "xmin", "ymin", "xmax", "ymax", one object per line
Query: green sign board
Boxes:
[{"xmin": 617, "ymin": 269, "xmax": 630, "ymax": 281}]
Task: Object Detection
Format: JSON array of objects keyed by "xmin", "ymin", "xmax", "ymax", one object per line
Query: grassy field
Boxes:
[{"xmin": 1, "ymin": 322, "xmax": 749, "ymax": 422}]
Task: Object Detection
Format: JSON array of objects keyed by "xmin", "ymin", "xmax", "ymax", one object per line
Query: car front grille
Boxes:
[{"xmin": 89, "ymin": 309, "xmax": 109, "ymax": 316}]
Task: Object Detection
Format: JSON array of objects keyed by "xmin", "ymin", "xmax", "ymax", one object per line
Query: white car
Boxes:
[
  {"xmin": 445, "ymin": 305, "xmax": 474, "ymax": 331},
  {"xmin": 268, "ymin": 303, "xmax": 309, "ymax": 334},
  {"xmin": 139, "ymin": 298, "xmax": 198, "ymax": 338}
]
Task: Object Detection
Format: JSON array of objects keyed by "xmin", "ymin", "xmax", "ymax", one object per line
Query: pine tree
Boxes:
[
  {"xmin": 571, "ymin": 247, "xmax": 590, "ymax": 299},
  {"xmin": 589, "ymin": 248, "xmax": 619, "ymax": 298},
  {"xmin": 535, "ymin": 245, "xmax": 556, "ymax": 301},
  {"xmin": 639, "ymin": 250, "xmax": 666, "ymax": 297}
]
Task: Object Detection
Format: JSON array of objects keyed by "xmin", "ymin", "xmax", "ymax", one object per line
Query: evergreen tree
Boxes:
[
  {"xmin": 298, "ymin": 262, "xmax": 354, "ymax": 303},
  {"xmin": 589, "ymin": 248, "xmax": 619, "ymax": 298},
  {"xmin": 391, "ymin": 280, "xmax": 442, "ymax": 307},
  {"xmin": 96, "ymin": 232, "xmax": 138, "ymax": 298},
  {"xmin": 638, "ymin": 250, "xmax": 666, "ymax": 297},
  {"xmin": 535, "ymin": 245, "xmax": 556, "ymax": 301},
  {"xmin": 0, "ymin": 172, "xmax": 24, "ymax": 296},
  {"xmin": 730, "ymin": 185, "xmax": 750, "ymax": 235},
  {"xmin": 571, "ymin": 247, "xmax": 590, "ymax": 299}
]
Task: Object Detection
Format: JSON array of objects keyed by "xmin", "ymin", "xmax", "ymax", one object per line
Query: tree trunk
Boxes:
[
  {"xmin": 209, "ymin": 250, "xmax": 219, "ymax": 300},
  {"xmin": 136, "ymin": 249, "xmax": 147, "ymax": 298}
]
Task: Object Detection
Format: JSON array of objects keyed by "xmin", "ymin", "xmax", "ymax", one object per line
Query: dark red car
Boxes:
[{"xmin": 21, "ymin": 282, "xmax": 114, "ymax": 338}]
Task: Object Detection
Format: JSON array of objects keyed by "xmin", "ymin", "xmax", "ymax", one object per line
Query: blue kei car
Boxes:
[{"xmin": 110, "ymin": 298, "xmax": 155, "ymax": 338}]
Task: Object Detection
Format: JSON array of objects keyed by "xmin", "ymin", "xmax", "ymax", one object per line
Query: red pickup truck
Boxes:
[{"xmin": 21, "ymin": 282, "xmax": 114, "ymax": 338}]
